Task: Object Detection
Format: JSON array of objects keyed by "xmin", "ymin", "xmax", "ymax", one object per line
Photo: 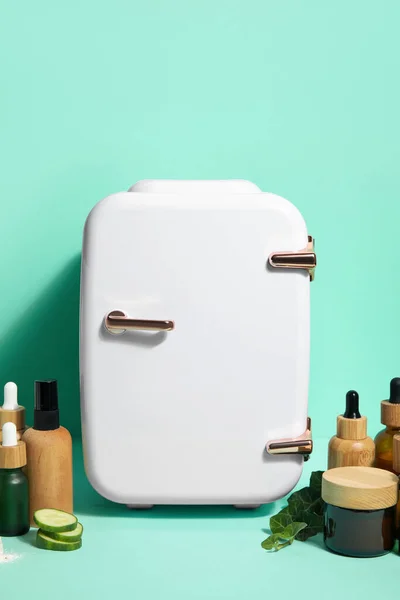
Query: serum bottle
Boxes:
[
  {"xmin": 0, "ymin": 422, "xmax": 29, "ymax": 536},
  {"xmin": 22, "ymin": 380, "xmax": 73, "ymax": 525},
  {"xmin": 391, "ymin": 434, "xmax": 400, "ymax": 534},
  {"xmin": 375, "ymin": 378, "xmax": 400, "ymax": 472},
  {"xmin": 328, "ymin": 390, "xmax": 375, "ymax": 469}
]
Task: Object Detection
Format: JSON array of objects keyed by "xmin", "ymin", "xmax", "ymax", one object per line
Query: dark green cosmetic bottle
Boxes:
[{"xmin": 0, "ymin": 422, "xmax": 29, "ymax": 536}]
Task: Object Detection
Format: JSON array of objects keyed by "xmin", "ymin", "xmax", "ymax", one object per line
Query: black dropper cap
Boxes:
[
  {"xmin": 343, "ymin": 390, "xmax": 361, "ymax": 419},
  {"xmin": 33, "ymin": 380, "xmax": 60, "ymax": 430},
  {"xmin": 389, "ymin": 378, "xmax": 400, "ymax": 404}
]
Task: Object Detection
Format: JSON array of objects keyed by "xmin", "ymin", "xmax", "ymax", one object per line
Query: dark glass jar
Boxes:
[
  {"xmin": 324, "ymin": 503, "xmax": 396, "ymax": 558},
  {"xmin": 0, "ymin": 468, "xmax": 30, "ymax": 536},
  {"xmin": 322, "ymin": 467, "xmax": 399, "ymax": 558}
]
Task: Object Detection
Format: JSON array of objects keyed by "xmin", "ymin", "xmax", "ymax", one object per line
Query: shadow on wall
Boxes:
[{"xmin": 0, "ymin": 255, "xmax": 81, "ymax": 437}]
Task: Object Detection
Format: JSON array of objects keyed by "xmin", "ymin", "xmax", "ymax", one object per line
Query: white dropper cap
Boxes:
[
  {"xmin": 3, "ymin": 382, "xmax": 18, "ymax": 410},
  {"xmin": 2, "ymin": 422, "xmax": 17, "ymax": 447}
]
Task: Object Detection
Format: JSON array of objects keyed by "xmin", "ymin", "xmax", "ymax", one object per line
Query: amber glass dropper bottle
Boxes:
[
  {"xmin": 375, "ymin": 378, "xmax": 400, "ymax": 472},
  {"xmin": 391, "ymin": 434, "xmax": 400, "ymax": 535}
]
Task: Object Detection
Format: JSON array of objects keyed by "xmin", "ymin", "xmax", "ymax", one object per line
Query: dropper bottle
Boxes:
[
  {"xmin": 391, "ymin": 434, "xmax": 400, "ymax": 536},
  {"xmin": 0, "ymin": 422, "xmax": 29, "ymax": 536},
  {"xmin": 328, "ymin": 390, "xmax": 375, "ymax": 469},
  {"xmin": 374, "ymin": 378, "xmax": 400, "ymax": 472},
  {"xmin": 0, "ymin": 382, "xmax": 26, "ymax": 442}
]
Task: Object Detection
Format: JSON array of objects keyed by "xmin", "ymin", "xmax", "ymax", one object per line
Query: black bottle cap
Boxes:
[
  {"xmin": 343, "ymin": 390, "xmax": 361, "ymax": 419},
  {"xmin": 389, "ymin": 378, "xmax": 400, "ymax": 404},
  {"xmin": 33, "ymin": 380, "xmax": 60, "ymax": 430}
]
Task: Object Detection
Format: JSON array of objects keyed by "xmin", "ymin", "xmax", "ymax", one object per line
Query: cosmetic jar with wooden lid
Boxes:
[{"xmin": 322, "ymin": 467, "xmax": 398, "ymax": 557}]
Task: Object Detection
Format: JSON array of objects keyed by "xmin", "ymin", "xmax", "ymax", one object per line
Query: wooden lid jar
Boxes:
[{"xmin": 322, "ymin": 467, "xmax": 399, "ymax": 557}]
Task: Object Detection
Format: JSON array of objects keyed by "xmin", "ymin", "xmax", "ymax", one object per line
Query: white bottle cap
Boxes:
[
  {"xmin": 3, "ymin": 382, "xmax": 18, "ymax": 410},
  {"xmin": 2, "ymin": 422, "xmax": 17, "ymax": 447}
]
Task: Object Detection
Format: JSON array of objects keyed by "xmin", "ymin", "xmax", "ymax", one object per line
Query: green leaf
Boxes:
[
  {"xmin": 287, "ymin": 487, "xmax": 324, "ymax": 519},
  {"xmin": 287, "ymin": 488, "xmax": 315, "ymax": 516},
  {"xmin": 261, "ymin": 522, "xmax": 306, "ymax": 551},
  {"xmin": 295, "ymin": 512, "xmax": 324, "ymax": 541},
  {"xmin": 286, "ymin": 485, "xmax": 325, "ymax": 542},
  {"xmin": 311, "ymin": 496, "xmax": 325, "ymax": 516},
  {"xmin": 280, "ymin": 522, "xmax": 307, "ymax": 540},
  {"xmin": 261, "ymin": 533, "xmax": 281, "ymax": 550},
  {"xmin": 262, "ymin": 471, "xmax": 326, "ymax": 553},
  {"xmin": 262, "ymin": 533, "xmax": 294, "ymax": 551},
  {"xmin": 275, "ymin": 539, "xmax": 293, "ymax": 551},
  {"xmin": 270, "ymin": 507, "xmax": 293, "ymax": 534},
  {"xmin": 309, "ymin": 471, "xmax": 323, "ymax": 493}
]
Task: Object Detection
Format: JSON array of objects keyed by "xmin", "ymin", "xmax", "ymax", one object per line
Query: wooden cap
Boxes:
[
  {"xmin": 336, "ymin": 415, "xmax": 367, "ymax": 440},
  {"xmin": 322, "ymin": 467, "xmax": 399, "ymax": 510},
  {"xmin": 0, "ymin": 440, "xmax": 27, "ymax": 469},
  {"xmin": 0, "ymin": 407, "xmax": 25, "ymax": 431},
  {"xmin": 393, "ymin": 435, "xmax": 400, "ymax": 474},
  {"xmin": 381, "ymin": 400, "xmax": 400, "ymax": 427}
]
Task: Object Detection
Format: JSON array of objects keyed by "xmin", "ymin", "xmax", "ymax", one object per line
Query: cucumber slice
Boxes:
[
  {"xmin": 33, "ymin": 509, "xmax": 77, "ymax": 532},
  {"xmin": 36, "ymin": 530, "xmax": 82, "ymax": 551},
  {"xmin": 46, "ymin": 522, "xmax": 83, "ymax": 542}
]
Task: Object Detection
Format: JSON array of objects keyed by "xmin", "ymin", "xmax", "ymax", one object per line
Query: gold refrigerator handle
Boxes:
[
  {"xmin": 268, "ymin": 236, "xmax": 317, "ymax": 281},
  {"xmin": 266, "ymin": 418, "xmax": 313, "ymax": 460},
  {"xmin": 105, "ymin": 310, "xmax": 175, "ymax": 334}
]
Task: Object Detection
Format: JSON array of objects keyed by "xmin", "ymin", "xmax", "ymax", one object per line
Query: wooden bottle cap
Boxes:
[
  {"xmin": 393, "ymin": 435, "xmax": 400, "ymax": 474},
  {"xmin": 381, "ymin": 400, "xmax": 400, "ymax": 427},
  {"xmin": 0, "ymin": 406, "xmax": 25, "ymax": 432},
  {"xmin": 336, "ymin": 415, "xmax": 367, "ymax": 440},
  {"xmin": 0, "ymin": 441, "xmax": 27, "ymax": 469},
  {"xmin": 322, "ymin": 467, "xmax": 399, "ymax": 510}
]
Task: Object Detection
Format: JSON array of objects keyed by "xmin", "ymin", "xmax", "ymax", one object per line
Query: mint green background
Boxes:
[
  {"xmin": 1, "ymin": 4, "xmax": 400, "ymax": 596},
  {"xmin": 1, "ymin": 1, "xmax": 399, "ymax": 440}
]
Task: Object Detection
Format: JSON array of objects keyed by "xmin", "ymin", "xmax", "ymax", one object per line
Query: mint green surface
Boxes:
[
  {"xmin": 1, "ymin": 440, "xmax": 398, "ymax": 596},
  {"xmin": 1, "ymin": 1, "xmax": 400, "ymax": 439}
]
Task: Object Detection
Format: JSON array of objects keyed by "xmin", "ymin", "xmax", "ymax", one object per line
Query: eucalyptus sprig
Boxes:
[{"xmin": 261, "ymin": 471, "xmax": 325, "ymax": 552}]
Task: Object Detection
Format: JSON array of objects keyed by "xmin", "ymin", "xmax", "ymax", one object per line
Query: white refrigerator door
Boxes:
[{"xmin": 80, "ymin": 181, "xmax": 310, "ymax": 505}]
